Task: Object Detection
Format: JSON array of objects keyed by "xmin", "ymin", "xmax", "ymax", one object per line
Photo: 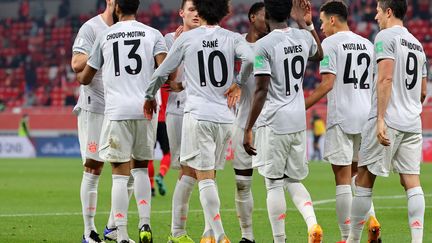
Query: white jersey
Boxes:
[
  {"xmin": 254, "ymin": 28, "xmax": 318, "ymax": 134},
  {"xmin": 72, "ymin": 14, "xmax": 107, "ymax": 114},
  {"xmin": 319, "ymin": 31, "xmax": 373, "ymax": 134},
  {"xmin": 235, "ymin": 33, "xmax": 256, "ymax": 129},
  {"xmin": 369, "ymin": 26, "xmax": 427, "ymax": 133},
  {"xmin": 165, "ymin": 32, "xmax": 186, "ymax": 116},
  {"xmin": 146, "ymin": 25, "xmax": 254, "ymax": 123},
  {"xmin": 87, "ymin": 20, "xmax": 167, "ymax": 120}
]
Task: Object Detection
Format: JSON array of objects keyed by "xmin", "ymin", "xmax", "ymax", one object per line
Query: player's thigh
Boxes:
[
  {"xmin": 77, "ymin": 109, "xmax": 88, "ymax": 164},
  {"xmin": 231, "ymin": 124, "xmax": 252, "ymax": 170},
  {"xmin": 132, "ymin": 117, "xmax": 158, "ymax": 161},
  {"xmin": 99, "ymin": 119, "xmax": 133, "ymax": 163},
  {"xmin": 324, "ymin": 125, "xmax": 355, "ymax": 165},
  {"xmin": 393, "ymin": 132, "xmax": 422, "ymax": 176},
  {"xmin": 166, "ymin": 113, "xmax": 183, "ymax": 169},
  {"xmin": 84, "ymin": 111, "xmax": 104, "ymax": 162},
  {"xmin": 285, "ymin": 130, "xmax": 308, "ymax": 181},
  {"xmin": 214, "ymin": 123, "xmax": 233, "ymax": 170}
]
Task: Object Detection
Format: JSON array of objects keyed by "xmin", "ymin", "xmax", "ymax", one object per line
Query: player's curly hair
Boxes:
[
  {"xmin": 377, "ymin": 0, "xmax": 407, "ymax": 20},
  {"xmin": 192, "ymin": 0, "xmax": 229, "ymax": 25},
  {"xmin": 264, "ymin": 0, "xmax": 292, "ymax": 23},
  {"xmin": 248, "ymin": 2, "xmax": 265, "ymax": 22},
  {"xmin": 320, "ymin": 1, "xmax": 348, "ymax": 22},
  {"xmin": 116, "ymin": 0, "xmax": 140, "ymax": 15}
]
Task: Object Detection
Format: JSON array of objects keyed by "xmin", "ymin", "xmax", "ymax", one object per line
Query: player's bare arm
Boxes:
[
  {"xmin": 305, "ymin": 73, "xmax": 335, "ymax": 109},
  {"xmin": 77, "ymin": 65, "xmax": 98, "ymax": 85},
  {"xmin": 421, "ymin": 77, "xmax": 427, "ymax": 103},
  {"xmin": 243, "ymin": 74, "xmax": 270, "ymax": 156},
  {"xmin": 71, "ymin": 52, "xmax": 89, "ymax": 73},
  {"xmin": 376, "ymin": 59, "xmax": 395, "ymax": 146}
]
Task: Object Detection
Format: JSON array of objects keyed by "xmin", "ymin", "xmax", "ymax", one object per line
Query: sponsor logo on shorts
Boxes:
[{"xmin": 87, "ymin": 142, "xmax": 98, "ymax": 154}]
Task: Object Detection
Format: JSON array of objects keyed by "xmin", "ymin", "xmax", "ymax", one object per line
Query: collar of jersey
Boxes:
[{"xmin": 273, "ymin": 27, "xmax": 291, "ymax": 33}]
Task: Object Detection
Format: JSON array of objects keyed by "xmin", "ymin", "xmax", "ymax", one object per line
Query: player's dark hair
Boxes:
[
  {"xmin": 248, "ymin": 2, "xmax": 265, "ymax": 22},
  {"xmin": 116, "ymin": 0, "xmax": 140, "ymax": 15},
  {"xmin": 192, "ymin": 0, "xmax": 229, "ymax": 25},
  {"xmin": 264, "ymin": 0, "xmax": 292, "ymax": 23},
  {"xmin": 320, "ymin": 1, "xmax": 348, "ymax": 22},
  {"xmin": 180, "ymin": 0, "xmax": 191, "ymax": 9},
  {"xmin": 377, "ymin": 0, "xmax": 407, "ymax": 20}
]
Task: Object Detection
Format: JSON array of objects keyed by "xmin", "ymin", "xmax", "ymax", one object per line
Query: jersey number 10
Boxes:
[{"xmin": 197, "ymin": 50, "xmax": 228, "ymax": 87}]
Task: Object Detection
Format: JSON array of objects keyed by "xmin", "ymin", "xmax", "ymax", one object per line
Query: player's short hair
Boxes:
[
  {"xmin": 248, "ymin": 2, "xmax": 265, "ymax": 22},
  {"xmin": 116, "ymin": 0, "xmax": 140, "ymax": 15},
  {"xmin": 180, "ymin": 0, "xmax": 191, "ymax": 9},
  {"xmin": 320, "ymin": 1, "xmax": 348, "ymax": 22},
  {"xmin": 377, "ymin": 0, "xmax": 407, "ymax": 20},
  {"xmin": 192, "ymin": 0, "xmax": 229, "ymax": 25},
  {"xmin": 264, "ymin": 0, "xmax": 292, "ymax": 23}
]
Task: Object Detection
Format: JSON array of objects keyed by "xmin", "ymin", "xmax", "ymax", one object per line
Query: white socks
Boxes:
[
  {"xmin": 266, "ymin": 178, "xmax": 286, "ymax": 243},
  {"xmin": 336, "ymin": 185, "xmax": 352, "ymax": 240},
  {"xmin": 80, "ymin": 172, "xmax": 99, "ymax": 238},
  {"xmin": 351, "ymin": 175, "xmax": 376, "ymax": 218},
  {"xmin": 112, "ymin": 175, "xmax": 130, "ymax": 242},
  {"xmin": 348, "ymin": 186, "xmax": 372, "ymax": 243},
  {"xmin": 171, "ymin": 175, "xmax": 196, "ymax": 237},
  {"xmin": 131, "ymin": 168, "xmax": 152, "ymax": 229},
  {"xmin": 407, "ymin": 187, "xmax": 425, "ymax": 243},
  {"xmin": 199, "ymin": 179, "xmax": 225, "ymax": 240},
  {"xmin": 235, "ymin": 175, "xmax": 254, "ymax": 241},
  {"xmin": 285, "ymin": 178, "xmax": 317, "ymax": 230}
]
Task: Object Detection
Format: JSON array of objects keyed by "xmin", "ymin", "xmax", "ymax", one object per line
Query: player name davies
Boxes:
[
  {"xmin": 400, "ymin": 39, "xmax": 423, "ymax": 52},
  {"xmin": 342, "ymin": 43, "xmax": 367, "ymax": 51},
  {"xmin": 284, "ymin": 45, "xmax": 303, "ymax": 54},
  {"xmin": 106, "ymin": 31, "xmax": 146, "ymax": 40}
]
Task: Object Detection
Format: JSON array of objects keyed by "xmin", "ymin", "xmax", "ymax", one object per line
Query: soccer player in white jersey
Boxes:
[
  {"xmin": 71, "ymin": 1, "xmax": 114, "ymax": 242},
  {"xmin": 243, "ymin": 0, "xmax": 324, "ymax": 242},
  {"xmin": 77, "ymin": 0, "xmax": 168, "ymax": 242},
  {"xmin": 163, "ymin": 1, "xmax": 202, "ymax": 242},
  {"xmin": 347, "ymin": 0, "xmax": 428, "ymax": 242},
  {"xmin": 230, "ymin": 2, "xmax": 266, "ymax": 243},
  {"xmin": 144, "ymin": 0, "xmax": 254, "ymax": 242},
  {"xmin": 304, "ymin": 1, "xmax": 379, "ymax": 242}
]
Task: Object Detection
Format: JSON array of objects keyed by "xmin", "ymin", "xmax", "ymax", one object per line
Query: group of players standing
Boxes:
[{"xmin": 71, "ymin": 0, "xmax": 428, "ymax": 242}]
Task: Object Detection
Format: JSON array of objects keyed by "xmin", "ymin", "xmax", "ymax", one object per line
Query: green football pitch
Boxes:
[{"xmin": 0, "ymin": 158, "xmax": 431, "ymax": 243}]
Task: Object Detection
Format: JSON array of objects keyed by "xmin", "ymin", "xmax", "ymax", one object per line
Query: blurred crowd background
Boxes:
[{"xmin": 0, "ymin": 0, "xmax": 431, "ymax": 109}]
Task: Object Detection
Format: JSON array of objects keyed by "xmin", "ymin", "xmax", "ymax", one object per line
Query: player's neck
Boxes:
[
  {"xmin": 101, "ymin": 10, "xmax": 113, "ymax": 26},
  {"xmin": 246, "ymin": 29, "xmax": 259, "ymax": 43},
  {"xmin": 334, "ymin": 24, "xmax": 350, "ymax": 34},
  {"xmin": 269, "ymin": 21, "xmax": 288, "ymax": 32},
  {"xmin": 119, "ymin": 15, "xmax": 136, "ymax": 22},
  {"xmin": 386, "ymin": 18, "xmax": 404, "ymax": 29}
]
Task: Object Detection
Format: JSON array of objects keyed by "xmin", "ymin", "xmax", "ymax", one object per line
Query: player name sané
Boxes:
[
  {"xmin": 284, "ymin": 45, "xmax": 303, "ymax": 54},
  {"xmin": 342, "ymin": 43, "xmax": 367, "ymax": 51},
  {"xmin": 203, "ymin": 39, "xmax": 219, "ymax": 48},
  {"xmin": 106, "ymin": 31, "xmax": 146, "ymax": 40},
  {"xmin": 400, "ymin": 39, "xmax": 423, "ymax": 52}
]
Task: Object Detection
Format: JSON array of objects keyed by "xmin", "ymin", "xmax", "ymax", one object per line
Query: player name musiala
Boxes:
[
  {"xmin": 106, "ymin": 31, "xmax": 146, "ymax": 40},
  {"xmin": 342, "ymin": 43, "xmax": 367, "ymax": 51}
]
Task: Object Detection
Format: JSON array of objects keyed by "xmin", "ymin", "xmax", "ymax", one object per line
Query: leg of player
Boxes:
[
  {"xmin": 111, "ymin": 162, "xmax": 132, "ymax": 243},
  {"xmin": 196, "ymin": 170, "xmax": 229, "ymax": 243},
  {"xmin": 347, "ymin": 166, "xmax": 376, "ymax": 243},
  {"xmin": 155, "ymin": 122, "xmax": 170, "ymax": 196},
  {"xmin": 148, "ymin": 160, "xmax": 155, "ymax": 197},
  {"xmin": 400, "ymin": 174, "xmax": 424, "ymax": 243},
  {"xmin": 81, "ymin": 159, "xmax": 105, "ymax": 243},
  {"xmin": 234, "ymin": 169, "xmax": 254, "ymax": 243},
  {"xmin": 266, "ymin": 178, "xmax": 286, "ymax": 243},
  {"xmin": 169, "ymin": 165, "xmax": 196, "ymax": 242},
  {"xmin": 333, "ymin": 164, "xmax": 353, "ymax": 241},
  {"xmin": 284, "ymin": 178, "xmax": 323, "ymax": 243},
  {"xmin": 131, "ymin": 159, "xmax": 153, "ymax": 243}
]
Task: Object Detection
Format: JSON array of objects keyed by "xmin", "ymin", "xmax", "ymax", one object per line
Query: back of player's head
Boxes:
[
  {"xmin": 320, "ymin": 1, "xmax": 348, "ymax": 22},
  {"xmin": 377, "ymin": 0, "xmax": 407, "ymax": 20},
  {"xmin": 248, "ymin": 2, "xmax": 265, "ymax": 22},
  {"xmin": 264, "ymin": 0, "xmax": 292, "ymax": 23},
  {"xmin": 116, "ymin": 0, "xmax": 140, "ymax": 15},
  {"xmin": 192, "ymin": 0, "xmax": 229, "ymax": 25}
]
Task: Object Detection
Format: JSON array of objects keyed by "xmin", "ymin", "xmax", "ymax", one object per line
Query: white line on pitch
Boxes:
[{"xmin": 1, "ymin": 194, "xmax": 430, "ymax": 218}]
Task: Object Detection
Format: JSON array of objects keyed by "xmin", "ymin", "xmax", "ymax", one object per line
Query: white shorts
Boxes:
[
  {"xmin": 359, "ymin": 118, "xmax": 422, "ymax": 177},
  {"xmin": 166, "ymin": 113, "xmax": 183, "ymax": 170},
  {"xmin": 253, "ymin": 126, "xmax": 308, "ymax": 180},
  {"xmin": 99, "ymin": 116, "xmax": 158, "ymax": 163},
  {"xmin": 180, "ymin": 113, "xmax": 232, "ymax": 171},
  {"xmin": 231, "ymin": 124, "xmax": 253, "ymax": 170},
  {"xmin": 77, "ymin": 109, "xmax": 104, "ymax": 163},
  {"xmin": 323, "ymin": 125, "xmax": 361, "ymax": 166}
]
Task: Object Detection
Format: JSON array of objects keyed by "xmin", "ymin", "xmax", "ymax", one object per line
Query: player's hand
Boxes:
[
  {"xmin": 169, "ymin": 80, "xmax": 184, "ymax": 92},
  {"xmin": 243, "ymin": 128, "xmax": 257, "ymax": 156},
  {"xmin": 174, "ymin": 26, "xmax": 184, "ymax": 39},
  {"xmin": 291, "ymin": 0, "xmax": 311, "ymax": 29},
  {"xmin": 376, "ymin": 118, "xmax": 390, "ymax": 146},
  {"xmin": 224, "ymin": 83, "xmax": 241, "ymax": 108},
  {"xmin": 143, "ymin": 99, "xmax": 157, "ymax": 120}
]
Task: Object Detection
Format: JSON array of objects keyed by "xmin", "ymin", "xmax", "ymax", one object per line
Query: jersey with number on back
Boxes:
[
  {"xmin": 235, "ymin": 33, "xmax": 256, "ymax": 129},
  {"xmin": 87, "ymin": 20, "xmax": 167, "ymax": 120},
  {"xmin": 370, "ymin": 26, "xmax": 427, "ymax": 133},
  {"xmin": 254, "ymin": 28, "xmax": 317, "ymax": 134},
  {"xmin": 72, "ymin": 14, "xmax": 107, "ymax": 114},
  {"xmin": 147, "ymin": 26, "xmax": 253, "ymax": 123},
  {"xmin": 165, "ymin": 32, "xmax": 186, "ymax": 116},
  {"xmin": 319, "ymin": 31, "xmax": 373, "ymax": 134}
]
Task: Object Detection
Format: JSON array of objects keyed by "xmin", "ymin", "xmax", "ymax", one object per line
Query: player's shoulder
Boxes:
[
  {"xmin": 80, "ymin": 15, "xmax": 104, "ymax": 31},
  {"xmin": 165, "ymin": 32, "xmax": 175, "ymax": 39},
  {"xmin": 374, "ymin": 26, "xmax": 402, "ymax": 43}
]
